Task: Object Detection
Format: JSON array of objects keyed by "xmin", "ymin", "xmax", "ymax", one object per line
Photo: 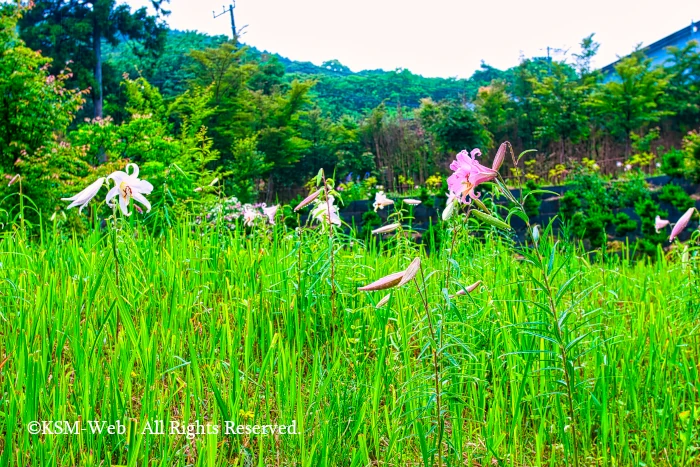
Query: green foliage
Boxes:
[
  {"xmin": 522, "ymin": 179, "xmax": 541, "ymax": 218},
  {"xmin": 665, "ymin": 40, "xmax": 700, "ymax": 129},
  {"xmin": 530, "ymin": 61, "xmax": 590, "ymax": 147},
  {"xmin": 419, "ymin": 99, "xmax": 492, "ymax": 154},
  {"xmin": 65, "ymin": 77, "xmax": 221, "ymax": 227},
  {"xmin": 559, "ymin": 190, "xmax": 582, "ymax": 219},
  {"xmin": 18, "ymin": 0, "xmax": 169, "ymax": 118},
  {"xmin": 633, "ymin": 196, "xmax": 668, "ymax": 249},
  {"xmin": 658, "ymin": 183, "xmax": 694, "ymax": 212},
  {"xmin": 661, "ymin": 149, "xmax": 686, "ymax": 178},
  {"xmin": 226, "ymin": 135, "xmax": 271, "ymax": 203},
  {"xmin": 360, "ymin": 209, "xmax": 381, "ymax": 237},
  {"xmin": 613, "ymin": 211, "xmax": 638, "ymax": 236},
  {"xmin": 616, "ymin": 174, "xmax": 650, "ymax": 207},
  {"xmin": 682, "ymin": 130, "xmax": 700, "ymax": 183},
  {"xmin": 0, "ymin": 5, "xmax": 88, "ymax": 216}
]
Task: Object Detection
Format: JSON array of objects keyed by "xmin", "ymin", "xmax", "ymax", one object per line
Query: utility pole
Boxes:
[{"xmin": 213, "ymin": 3, "xmax": 237, "ymax": 43}]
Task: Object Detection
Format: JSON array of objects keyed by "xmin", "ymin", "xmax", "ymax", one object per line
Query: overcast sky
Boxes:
[{"xmin": 123, "ymin": 0, "xmax": 699, "ymax": 78}]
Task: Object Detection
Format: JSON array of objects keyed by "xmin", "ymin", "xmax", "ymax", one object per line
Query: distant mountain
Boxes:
[{"xmin": 106, "ymin": 29, "xmax": 505, "ymax": 119}]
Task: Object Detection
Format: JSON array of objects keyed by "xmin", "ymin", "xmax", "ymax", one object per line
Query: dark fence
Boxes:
[{"xmin": 308, "ymin": 176, "xmax": 700, "ymax": 243}]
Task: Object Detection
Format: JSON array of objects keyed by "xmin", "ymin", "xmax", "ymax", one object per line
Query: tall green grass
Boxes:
[{"xmin": 0, "ymin": 219, "xmax": 698, "ymax": 466}]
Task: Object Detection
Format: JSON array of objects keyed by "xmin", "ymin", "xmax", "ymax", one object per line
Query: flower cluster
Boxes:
[{"xmin": 199, "ymin": 197, "xmax": 278, "ymax": 230}]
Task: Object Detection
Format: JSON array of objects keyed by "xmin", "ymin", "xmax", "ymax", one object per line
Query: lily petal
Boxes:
[
  {"xmin": 118, "ymin": 194, "xmax": 131, "ymax": 216},
  {"xmin": 294, "ymin": 189, "xmax": 322, "ymax": 211},
  {"xmin": 104, "ymin": 185, "xmax": 119, "ymax": 207},
  {"xmin": 132, "ymin": 191, "xmax": 152, "ymax": 213},
  {"xmin": 62, "ymin": 177, "xmax": 105, "ymax": 213}
]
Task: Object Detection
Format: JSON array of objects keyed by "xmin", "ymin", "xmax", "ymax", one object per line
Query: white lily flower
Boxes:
[
  {"xmin": 403, "ymin": 198, "xmax": 421, "ymax": 205},
  {"xmin": 373, "ymin": 191, "xmax": 394, "ymax": 211},
  {"xmin": 105, "ymin": 163, "xmax": 153, "ymax": 216},
  {"xmin": 243, "ymin": 208, "xmax": 258, "ymax": 226},
  {"xmin": 262, "ymin": 204, "xmax": 278, "ymax": 225},
  {"xmin": 442, "ymin": 191, "xmax": 458, "ymax": 221},
  {"xmin": 311, "ymin": 195, "xmax": 341, "ymax": 226},
  {"xmin": 62, "ymin": 177, "xmax": 106, "ymax": 213}
]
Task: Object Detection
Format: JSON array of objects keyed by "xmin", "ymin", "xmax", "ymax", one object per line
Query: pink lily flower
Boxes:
[
  {"xmin": 447, "ymin": 148, "xmax": 498, "ymax": 203},
  {"xmin": 654, "ymin": 216, "xmax": 669, "ymax": 233}
]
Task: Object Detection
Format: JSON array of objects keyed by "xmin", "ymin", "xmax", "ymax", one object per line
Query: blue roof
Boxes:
[{"xmin": 600, "ymin": 21, "xmax": 700, "ymax": 74}]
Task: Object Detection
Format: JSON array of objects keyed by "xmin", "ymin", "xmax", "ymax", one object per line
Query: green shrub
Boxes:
[
  {"xmin": 522, "ymin": 179, "xmax": 541, "ymax": 218},
  {"xmin": 360, "ymin": 209, "xmax": 381, "ymax": 237},
  {"xmin": 419, "ymin": 186, "xmax": 429, "ymax": 202},
  {"xmin": 632, "ymin": 197, "xmax": 668, "ymax": 256},
  {"xmin": 584, "ymin": 208, "xmax": 613, "ymax": 249},
  {"xmin": 559, "ymin": 191, "xmax": 582, "ymax": 219},
  {"xmin": 613, "ymin": 212, "xmax": 638, "ymax": 236},
  {"xmin": 658, "ymin": 183, "xmax": 694, "ymax": 212},
  {"xmin": 616, "ymin": 175, "xmax": 650, "ymax": 207},
  {"xmin": 282, "ymin": 204, "xmax": 298, "ymax": 229},
  {"xmin": 661, "ymin": 149, "xmax": 686, "ymax": 179}
]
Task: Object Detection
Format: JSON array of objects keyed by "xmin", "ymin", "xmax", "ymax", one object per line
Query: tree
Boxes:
[
  {"xmin": 587, "ymin": 52, "xmax": 671, "ymax": 154},
  {"xmin": 418, "ymin": 99, "xmax": 491, "ymax": 155},
  {"xmin": 474, "ymin": 79, "xmax": 510, "ymax": 144},
  {"xmin": 18, "ymin": 0, "xmax": 169, "ymax": 119},
  {"xmin": 573, "ymin": 34, "xmax": 600, "ymax": 77},
  {"xmin": 0, "ymin": 4, "xmax": 86, "ymax": 177},
  {"xmin": 665, "ymin": 41, "xmax": 700, "ymax": 131},
  {"xmin": 529, "ymin": 61, "xmax": 590, "ymax": 159},
  {"xmin": 187, "ymin": 41, "xmax": 315, "ymax": 198}
]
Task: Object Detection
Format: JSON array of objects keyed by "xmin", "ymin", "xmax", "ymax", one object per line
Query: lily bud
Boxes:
[
  {"xmin": 294, "ymin": 189, "xmax": 322, "ymax": 212},
  {"xmin": 670, "ymin": 208, "xmax": 695, "ymax": 242},
  {"xmin": 451, "ymin": 280, "xmax": 482, "ymax": 297},
  {"xmin": 372, "ymin": 223, "xmax": 400, "ymax": 235},
  {"xmin": 358, "ymin": 271, "xmax": 404, "ymax": 291},
  {"xmin": 492, "ymin": 142, "xmax": 507, "ymax": 171}
]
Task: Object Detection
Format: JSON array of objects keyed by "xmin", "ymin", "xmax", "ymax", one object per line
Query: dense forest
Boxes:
[{"xmin": 2, "ymin": 0, "xmax": 700, "ymax": 216}]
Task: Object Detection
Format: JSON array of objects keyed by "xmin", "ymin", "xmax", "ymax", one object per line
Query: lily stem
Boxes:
[
  {"xmin": 414, "ymin": 264, "xmax": 443, "ymax": 467},
  {"xmin": 321, "ymin": 171, "xmax": 336, "ymax": 317},
  {"xmin": 111, "ymin": 208, "xmax": 120, "ymax": 339}
]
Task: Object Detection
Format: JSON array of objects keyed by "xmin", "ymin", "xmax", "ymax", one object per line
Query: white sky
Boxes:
[{"xmin": 123, "ymin": 0, "xmax": 699, "ymax": 78}]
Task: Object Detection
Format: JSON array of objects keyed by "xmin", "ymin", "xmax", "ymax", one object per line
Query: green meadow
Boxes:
[{"xmin": 0, "ymin": 219, "xmax": 698, "ymax": 466}]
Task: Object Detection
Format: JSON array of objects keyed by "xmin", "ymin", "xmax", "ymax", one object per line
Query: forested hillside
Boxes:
[
  {"xmin": 4, "ymin": 1, "xmax": 700, "ymax": 210},
  {"xmin": 105, "ymin": 29, "xmax": 482, "ymax": 118}
]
